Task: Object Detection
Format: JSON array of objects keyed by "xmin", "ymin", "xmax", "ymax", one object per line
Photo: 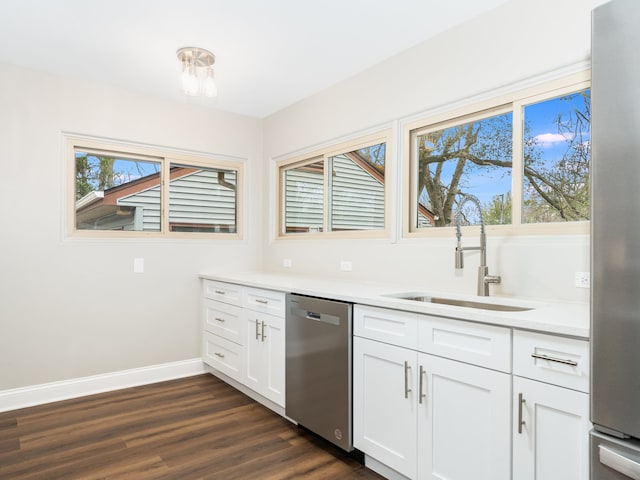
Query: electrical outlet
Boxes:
[
  {"xmin": 575, "ymin": 272, "xmax": 590, "ymax": 289},
  {"xmin": 283, "ymin": 258, "xmax": 292, "ymax": 268},
  {"xmin": 340, "ymin": 260, "xmax": 353, "ymax": 271}
]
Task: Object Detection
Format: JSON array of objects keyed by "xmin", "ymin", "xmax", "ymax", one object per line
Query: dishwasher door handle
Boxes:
[{"xmin": 294, "ymin": 307, "xmax": 340, "ymax": 326}]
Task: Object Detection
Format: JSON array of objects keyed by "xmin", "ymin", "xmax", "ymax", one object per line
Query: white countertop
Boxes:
[{"xmin": 200, "ymin": 271, "xmax": 589, "ymax": 339}]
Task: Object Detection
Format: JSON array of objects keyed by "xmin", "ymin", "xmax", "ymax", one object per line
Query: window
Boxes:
[
  {"xmin": 68, "ymin": 136, "xmax": 242, "ymax": 238},
  {"xmin": 408, "ymin": 77, "xmax": 590, "ymax": 233},
  {"xmin": 278, "ymin": 132, "xmax": 389, "ymax": 237}
]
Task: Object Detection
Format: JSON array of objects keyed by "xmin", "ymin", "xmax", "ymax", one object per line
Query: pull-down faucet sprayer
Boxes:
[{"xmin": 454, "ymin": 194, "xmax": 501, "ymax": 296}]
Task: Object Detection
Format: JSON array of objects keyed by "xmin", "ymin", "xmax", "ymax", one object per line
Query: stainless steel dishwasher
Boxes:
[{"xmin": 285, "ymin": 293, "xmax": 353, "ymax": 451}]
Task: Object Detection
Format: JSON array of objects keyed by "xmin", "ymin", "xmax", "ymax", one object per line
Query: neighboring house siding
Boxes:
[
  {"xmin": 117, "ymin": 188, "xmax": 161, "ymax": 231},
  {"xmin": 283, "ymin": 154, "xmax": 384, "ymax": 232},
  {"xmin": 117, "ymin": 170, "xmax": 236, "ymax": 231},
  {"xmin": 169, "ymin": 170, "xmax": 236, "ymax": 228},
  {"xmin": 331, "ymin": 154, "xmax": 384, "ymax": 230},
  {"xmin": 284, "ymin": 168, "xmax": 324, "ymax": 231}
]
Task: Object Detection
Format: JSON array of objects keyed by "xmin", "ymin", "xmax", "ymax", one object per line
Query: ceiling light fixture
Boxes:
[{"xmin": 176, "ymin": 47, "xmax": 217, "ymax": 98}]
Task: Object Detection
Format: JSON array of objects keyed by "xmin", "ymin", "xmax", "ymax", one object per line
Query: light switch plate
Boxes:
[{"xmin": 134, "ymin": 258, "xmax": 144, "ymax": 273}]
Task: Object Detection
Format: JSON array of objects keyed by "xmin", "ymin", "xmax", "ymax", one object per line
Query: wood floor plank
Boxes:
[{"xmin": 0, "ymin": 374, "xmax": 384, "ymax": 480}]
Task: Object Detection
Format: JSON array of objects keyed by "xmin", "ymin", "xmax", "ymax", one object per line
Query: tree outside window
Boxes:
[{"xmin": 412, "ymin": 88, "xmax": 591, "ymax": 229}]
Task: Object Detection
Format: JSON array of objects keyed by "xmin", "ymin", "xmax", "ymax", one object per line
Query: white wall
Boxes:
[
  {"xmin": 0, "ymin": 63, "xmax": 263, "ymax": 390},
  {"xmin": 262, "ymin": 0, "xmax": 592, "ymax": 302}
]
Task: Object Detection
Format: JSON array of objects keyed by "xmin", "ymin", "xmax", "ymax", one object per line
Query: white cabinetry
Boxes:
[
  {"xmin": 353, "ymin": 305, "xmax": 511, "ymax": 480},
  {"xmin": 201, "ymin": 279, "xmax": 285, "ymax": 408},
  {"xmin": 202, "ymin": 280, "xmax": 245, "ymax": 382},
  {"xmin": 512, "ymin": 330, "xmax": 590, "ymax": 480},
  {"xmin": 354, "ymin": 336, "xmax": 418, "ymax": 478},
  {"xmin": 418, "ymin": 352, "xmax": 510, "ymax": 480},
  {"xmin": 244, "ymin": 309, "xmax": 285, "ymax": 406}
]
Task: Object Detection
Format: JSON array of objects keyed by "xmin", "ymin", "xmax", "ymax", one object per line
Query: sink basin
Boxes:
[{"xmin": 384, "ymin": 293, "xmax": 533, "ymax": 312}]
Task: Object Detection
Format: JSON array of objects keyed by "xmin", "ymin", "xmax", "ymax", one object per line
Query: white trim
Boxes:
[
  {"xmin": 0, "ymin": 358, "xmax": 206, "ymax": 413},
  {"xmin": 364, "ymin": 455, "xmax": 411, "ymax": 480}
]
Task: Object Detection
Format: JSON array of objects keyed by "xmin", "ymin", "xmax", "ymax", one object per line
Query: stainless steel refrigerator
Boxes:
[{"xmin": 591, "ymin": 0, "xmax": 640, "ymax": 478}]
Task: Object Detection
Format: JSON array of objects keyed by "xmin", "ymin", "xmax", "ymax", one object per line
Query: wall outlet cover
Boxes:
[
  {"xmin": 575, "ymin": 272, "xmax": 590, "ymax": 288},
  {"xmin": 340, "ymin": 260, "xmax": 353, "ymax": 271}
]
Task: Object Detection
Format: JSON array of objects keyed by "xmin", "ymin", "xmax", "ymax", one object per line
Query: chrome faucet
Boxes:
[{"xmin": 454, "ymin": 194, "xmax": 501, "ymax": 296}]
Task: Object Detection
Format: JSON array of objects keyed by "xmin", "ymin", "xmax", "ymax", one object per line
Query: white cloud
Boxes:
[{"xmin": 533, "ymin": 132, "xmax": 575, "ymax": 147}]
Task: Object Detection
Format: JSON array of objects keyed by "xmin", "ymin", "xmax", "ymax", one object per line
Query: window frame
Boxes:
[
  {"xmin": 276, "ymin": 130, "xmax": 392, "ymax": 239},
  {"xmin": 403, "ymin": 71, "xmax": 591, "ymax": 238},
  {"xmin": 65, "ymin": 134, "xmax": 244, "ymax": 240}
]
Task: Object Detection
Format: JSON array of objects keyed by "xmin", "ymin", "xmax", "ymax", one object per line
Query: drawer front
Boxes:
[
  {"xmin": 202, "ymin": 331, "xmax": 244, "ymax": 382},
  {"xmin": 203, "ymin": 280, "xmax": 242, "ymax": 306},
  {"xmin": 204, "ymin": 299, "xmax": 244, "ymax": 345},
  {"xmin": 354, "ymin": 305, "xmax": 418, "ymax": 349},
  {"xmin": 513, "ymin": 330, "xmax": 589, "ymax": 392},
  {"xmin": 418, "ymin": 316, "xmax": 511, "ymax": 372},
  {"xmin": 243, "ymin": 287, "xmax": 286, "ymax": 317}
]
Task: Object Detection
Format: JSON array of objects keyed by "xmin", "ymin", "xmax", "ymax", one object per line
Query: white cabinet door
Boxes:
[
  {"xmin": 245, "ymin": 311, "xmax": 285, "ymax": 407},
  {"xmin": 417, "ymin": 353, "xmax": 511, "ymax": 480},
  {"xmin": 354, "ymin": 336, "xmax": 418, "ymax": 479},
  {"xmin": 513, "ymin": 376, "xmax": 590, "ymax": 480}
]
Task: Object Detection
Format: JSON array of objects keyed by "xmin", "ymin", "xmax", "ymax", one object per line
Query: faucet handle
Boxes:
[{"xmin": 484, "ymin": 275, "xmax": 501, "ymax": 285}]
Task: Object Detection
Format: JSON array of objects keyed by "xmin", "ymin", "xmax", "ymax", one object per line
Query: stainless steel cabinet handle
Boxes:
[
  {"xmin": 531, "ymin": 353, "xmax": 578, "ymax": 366},
  {"xmin": 214, "ymin": 317, "xmax": 225, "ymax": 323},
  {"xmin": 404, "ymin": 361, "xmax": 412, "ymax": 399},
  {"xmin": 214, "ymin": 352, "xmax": 225, "ymax": 358},
  {"xmin": 518, "ymin": 393, "xmax": 526, "ymax": 434},
  {"xmin": 261, "ymin": 321, "xmax": 267, "ymax": 341},
  {"xmin": 599, "ymin": 445, "xmax": 640, "ymax": 479},
  {"xmin": 255, "ymin": 320, "xmax": 260, "ymax": 340},
  {"xmin": 255, "ymin": 299, "xmax": 269, "ymax": 305},
  {"xmin": 419, "ymin": 366, "xmax": 426, "ymax": 404},
  {"xmin": 215, "ymin": 290, "xmax": 226, "ymax": 295}
]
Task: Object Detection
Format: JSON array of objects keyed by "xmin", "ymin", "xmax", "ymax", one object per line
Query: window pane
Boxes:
[
  {"xmin": 169, "ymin": 164, "xmax": 237, "ymax": 233},
  {"xmin": 522, "ymin": 90, "xmax": 591, "ymax": 223},
  {"xmin": 330, "ymin": 142, "xmax": 385, "ymax": 231},
  {"xmin": 283, "ymin": 159, "xmax": 324, "ymax": 233},
  {"xmin": 414, "ymin": 112, "xmax": 513, "ymax": 228},
  {"xmin": 75, "ymin": 152, "xmax": 161, "ymax": 231}
]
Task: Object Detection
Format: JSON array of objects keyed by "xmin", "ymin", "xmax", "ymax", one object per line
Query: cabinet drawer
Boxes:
[
  {"xmin": 203, "ymin": 280, "xmax": 242, "ymax": 306},
  {"xmin": 513, "ymin": 330, "xmax": 589, "ymax": 393},
  {"xmin": 204, "ymin": 299, "xmax": 244, "ymax": 345},
  {"xmin": 202, "ymin": 331, "xmax": 244, "ymax": 382},
  {"xmin": 243, "ymin": 287, "xmax": 286, "ymax": 317},
  {"xmin": 418, "ymin": 316, "xmax": 511, "ymax": 372},
  {"xmin": 354, "ymin": 305, "xmax": 418, "ymax": 349}
]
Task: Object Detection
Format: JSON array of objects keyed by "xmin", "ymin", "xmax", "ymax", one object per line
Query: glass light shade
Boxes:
[
  {"xmin": 203, "ymin": 67, "xmax": 217, "ymax": 98},
  {"xmin": 181, "ymin": 63, "xmax": 199, "ymax": 96},
  {"xmin": 177, "ymin": 47, "xmax": 216, "ymax": 98}
]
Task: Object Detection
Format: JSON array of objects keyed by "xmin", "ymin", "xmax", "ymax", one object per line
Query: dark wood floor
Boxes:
[{"xmin": 0, "ymin": 374, "xmax": 384, "ymax": 479}]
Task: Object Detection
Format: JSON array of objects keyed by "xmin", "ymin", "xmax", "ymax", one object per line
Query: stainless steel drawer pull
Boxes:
[
  {"xmin": 518, "ymin": 393, "xmax": 526, "ymax": 434},
  {"xmin": 531, "ymin": 353, "xmax": 578, "ymax": 366},
  {"xmin": 214, "ymin": 352, "xmax": 225, "ymax": 358},
  {"xmin": 214, "ymin": 317, "xmax": 225, "ymax": 323},
  {"xmin": 255, "ymin": 320, "xmax": 260, "ymax": 340},
  {"xmin": 419, "ymin": 366, "xmax": 426, "ymax": 404},
  {"xmin": 255, "ymin": 299, "xmax": 269, "ymax": 304},
  {"xmin": 404, "ymin": 361, "xmax": 412, "ymax": 399},
  {"xmin": 261, "ymin": 321, "xmax": 267, "ymax": 341},
  {"xmin": 599, "ymin": 445, "xmax": 640, "ymax": 479},
  {"xmin": 214, "ymin": 290, "xmax": 226, "ymax": 295}
]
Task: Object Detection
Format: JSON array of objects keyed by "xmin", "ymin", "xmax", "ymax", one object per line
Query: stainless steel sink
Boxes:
[{"xmin": 385, "ymin": 293, "xmax": 533, "ymax": 312}]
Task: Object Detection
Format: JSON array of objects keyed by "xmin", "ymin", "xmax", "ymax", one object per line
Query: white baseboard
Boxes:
[
  {"xmin": 0, "ymin": 358, "xmax": 206, "ymax": 413},
  {"xmin": 364, "ymin": 455, "xmax": 410, "ymax": 480}
]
